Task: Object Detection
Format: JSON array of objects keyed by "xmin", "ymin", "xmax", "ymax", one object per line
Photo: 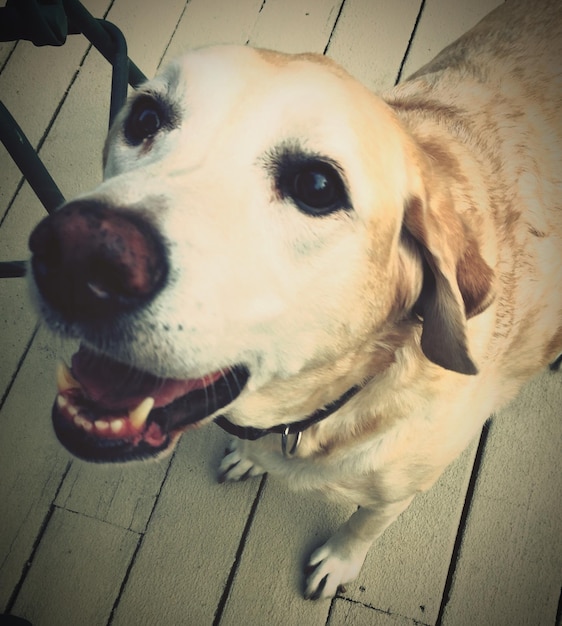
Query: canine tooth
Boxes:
[
  {"xmin": 95, "ymin": 420, "xmax": 109, "ymax": 431},
  {"xmin": 129, "ymin": 397, "xmax": 154, "ymax": 429},
  {"xmin": 57, "ymin": 394, "xmax": 67, "ymax": 409},
  {"xmin": 74, "ymin": 414, "xmax": 92, "ymax": 432},
  {"xmin": 56, "ymin": 362, "xmax": 81, "ymax": 393},
  {"xmin": 110, "ymin": 419, "xmax": 125, "ymax": 434}
]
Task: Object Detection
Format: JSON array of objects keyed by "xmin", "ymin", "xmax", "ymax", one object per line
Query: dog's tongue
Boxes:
[{"xmin": 71, "ymin": 345, "xmax": 222, "ymax": 411}]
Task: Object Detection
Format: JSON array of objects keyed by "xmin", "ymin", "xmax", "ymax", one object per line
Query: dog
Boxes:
[{"xmin": 28, "ymin": 0, "xmax": 562, "ymax": 600}]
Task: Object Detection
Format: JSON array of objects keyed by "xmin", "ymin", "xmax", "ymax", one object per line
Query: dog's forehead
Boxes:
[
  {"xmin": 170, "ymin": 45, "xmax": 348, "ymax": 101},
  {"xmin": 155, "ymin": 46, "xmax": 368, "ymax": 141}
]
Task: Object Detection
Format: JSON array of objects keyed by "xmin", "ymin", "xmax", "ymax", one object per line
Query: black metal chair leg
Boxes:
[
  {"xmin": 0, "ymin": 101, "xmax": 65, "ymax": 278},
  {"xmin": 0, "ymin": 102, "xmax": 66, "ymax": 214},
  {"xmin": 104, "ymin": 21, "xmax": 132, "ymax": 126},
  {"xmin": 0, "ymin": 261, "xmax": 27, "ymax": 278},
  {"xmin": 64, "ymin": 0, "xmax": 146, "ymax": 92}
]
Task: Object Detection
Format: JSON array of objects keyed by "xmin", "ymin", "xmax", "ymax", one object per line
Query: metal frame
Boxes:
[{"xmin": 0, "ymin": 0, "xmax": 147, "ymax": 278}]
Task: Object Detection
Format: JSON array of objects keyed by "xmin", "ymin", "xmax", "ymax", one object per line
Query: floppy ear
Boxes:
[{"xmin": 404, "ymin": 177, "xmax": 495, "ymax": 375}]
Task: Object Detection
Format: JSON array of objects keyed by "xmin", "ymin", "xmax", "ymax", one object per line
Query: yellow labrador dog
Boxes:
[{"xmin": 29, "ymin": 0, "xmax": 562, "ymax": 599}]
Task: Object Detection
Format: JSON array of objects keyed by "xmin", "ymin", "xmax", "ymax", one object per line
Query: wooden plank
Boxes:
[
  {"xmin": 340, "ymin": 440, "xmax": 478, "ymax": 624},
  {"xmin": 399, "ymin": 0, "xmax": 503, "ymax": 79},
  {"xmin": 105, "ymin": 0, "xmax": 186, "ymax": 79},
  {"xmin": 0, "ymin": 279, "xmax": 38, "ymax": 398},
  {"xmin": 440, "ymin": 369, "xmax": 562, "ymax": 625},
  {"xmin": 326, "ymin": 0, "xmax": 422, "ymax": 92},
  {"xmin": 163, "ymin": 0, "xmax": 342, "ymax": 65},
  {"xmin": 12, "ymin": 507, "xmax": 139, "ymax": 626},
  {"xmin": 54, "ymin": 456, "xmax": 169, "ymax": 534},
  {"xmin": 0, "ymin": 329, "xmax": 73, "ymax": 608},
  {"xmin": 248, "ymin": 0, "xmax": 343, "ymax": 53},
  {"xmin": 0, "ymin": 42, "xmax": 16, "ymax": 70},
  {"xmin": 161, "ymin": 0, "xmax": 265, "ymax": 66},
  {"xmin": 0, "ymin": 184, "xmax": 48, "ymax": 265},
  {"xmin": 329, "ymin": 598, "xmax": 427, "ymax": 625},
  {"xmin": 110, "ymin": 427, "xmax": 261, "ymax": 626},
  {"xmin": 219, "ymin": 477, "xmax": 354, "ymax": 625}
]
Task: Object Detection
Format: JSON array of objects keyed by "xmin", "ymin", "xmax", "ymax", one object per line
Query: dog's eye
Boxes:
[
  {"xmin": 124, "ymin": 96, "xmax": 165, "ymax": 146},
  {"xmin": 287, "ymin": 162, "xmax": 349, "ymax": 216}
]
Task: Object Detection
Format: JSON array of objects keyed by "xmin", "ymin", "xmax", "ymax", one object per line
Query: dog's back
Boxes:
[
  {"xmin": 386, "ymin": 0, "xmax": 562, "ymax": 384},
  {"xmin": 412, "ymin": 0, "xmax": 561, "ymax": 91}
]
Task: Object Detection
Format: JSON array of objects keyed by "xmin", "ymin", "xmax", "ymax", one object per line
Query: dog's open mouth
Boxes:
[{"xmin": 52, "ymin": 345, "xmax": 249, "ymax": 462}]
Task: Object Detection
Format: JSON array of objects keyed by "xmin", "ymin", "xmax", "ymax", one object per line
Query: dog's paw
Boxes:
[
  {"xmin": 303, "ymin": 540, "xmax": 369, "ymax": 600},
  {"xmin": 217, "ymin": 440, "xmax": 265, "ymax": 483}
]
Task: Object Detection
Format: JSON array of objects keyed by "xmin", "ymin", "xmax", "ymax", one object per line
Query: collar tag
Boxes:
[{"xmin": 281, "ymin": 428, "xmax": 302, "ymax": 457}]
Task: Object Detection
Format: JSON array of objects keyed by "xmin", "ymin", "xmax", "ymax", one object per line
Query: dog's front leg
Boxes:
[{"xmin": 304, "ymin": 496, "xmax": 415, "ymax": 600}]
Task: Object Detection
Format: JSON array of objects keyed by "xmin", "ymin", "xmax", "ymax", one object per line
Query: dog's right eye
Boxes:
[
  {"xmin": 279, "ymin": 159, "xmax": 350, "ymax": 217},
  {"xmin": 266, "ymin": 144, "xmax": 352, "ymax": 218},
  {"xmin": 124, "ymin": 96, "xmax": 165, "ymax": 146},
  {"xmin": 290, "ymin": 163, "xmax": 347, "ymax": 216}
]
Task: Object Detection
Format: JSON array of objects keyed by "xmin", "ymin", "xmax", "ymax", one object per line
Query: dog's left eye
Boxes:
[{"xmin": 124, "ymin": 96, "xmax": 166, "ymax": 146}]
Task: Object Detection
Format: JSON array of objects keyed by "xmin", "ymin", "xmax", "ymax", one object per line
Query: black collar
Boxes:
[{"xmin": 214, "ymin": 382, "xmax": 365, "ymax": 441}]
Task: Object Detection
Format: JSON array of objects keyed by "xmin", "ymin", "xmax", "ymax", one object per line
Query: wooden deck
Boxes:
[{"xmin": 1, "ymin": 1, "xmax": 561, "ymax": 624}]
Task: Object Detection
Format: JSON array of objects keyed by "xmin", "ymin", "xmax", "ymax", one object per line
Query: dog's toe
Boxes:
[
  {"xmin": 303, "ymin": 541, "xmax": 367, "ymax": 600},
  {"xmin": 217, "ymin": 441, "xmax": 265, "ymax": 483}
]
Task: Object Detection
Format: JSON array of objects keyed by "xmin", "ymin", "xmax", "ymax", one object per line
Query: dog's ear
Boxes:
[{"xmin": 404, "ymin": 166, "xmax": 494, "ymax": 375}]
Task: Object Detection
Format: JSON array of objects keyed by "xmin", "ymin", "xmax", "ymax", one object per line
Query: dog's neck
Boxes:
[{"xmin": 214, "ymin": 381, "xmax": 365, "ymax": 454}]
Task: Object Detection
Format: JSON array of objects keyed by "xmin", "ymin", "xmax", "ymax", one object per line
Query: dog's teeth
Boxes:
[
  {"xmin": 82, "ymin": 418, "xmax": 93, "ymax": 432},
  {"xmin": 56, "ymin": 362, "xmax": 81, "ymax": 393},
  {"xmin": 94, "ymin": 420, "xmax": 110, "ymax": 432},
  {"xmin": 128, "ymin": 397, "xmax": 154, "ymax": 430},
  {"xmin": 74, "ymin": 414, "xmax": 93, "ymax": 432},
  {"xmin": 110, "ymin": 418, "xmax": 125, "ymax": 434}
]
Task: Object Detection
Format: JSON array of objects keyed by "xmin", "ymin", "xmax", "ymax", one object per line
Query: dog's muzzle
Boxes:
[{"xmin": 29, "ymin": 201, "xmax": 250, "ymax": 462}]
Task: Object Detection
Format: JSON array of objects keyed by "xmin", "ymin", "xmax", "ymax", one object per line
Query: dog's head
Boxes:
[{"xmin": 28, "ymin": 45, "xmax": 493, "ymax": 462}]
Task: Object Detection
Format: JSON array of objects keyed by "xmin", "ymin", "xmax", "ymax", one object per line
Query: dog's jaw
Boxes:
[{"xmin": 51, "ymin": 346, "xmax": 250, "ymax": 462}]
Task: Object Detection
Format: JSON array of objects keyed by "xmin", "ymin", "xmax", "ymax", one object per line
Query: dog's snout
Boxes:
[{"xmin": 29, "ymin": 200, "xmax": 168, "ymax": 322}]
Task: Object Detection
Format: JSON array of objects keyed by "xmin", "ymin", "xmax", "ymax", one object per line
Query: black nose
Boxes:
[{"xmin": 29, "ymin": 200, "xmax": 168, "ymax": 323}]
